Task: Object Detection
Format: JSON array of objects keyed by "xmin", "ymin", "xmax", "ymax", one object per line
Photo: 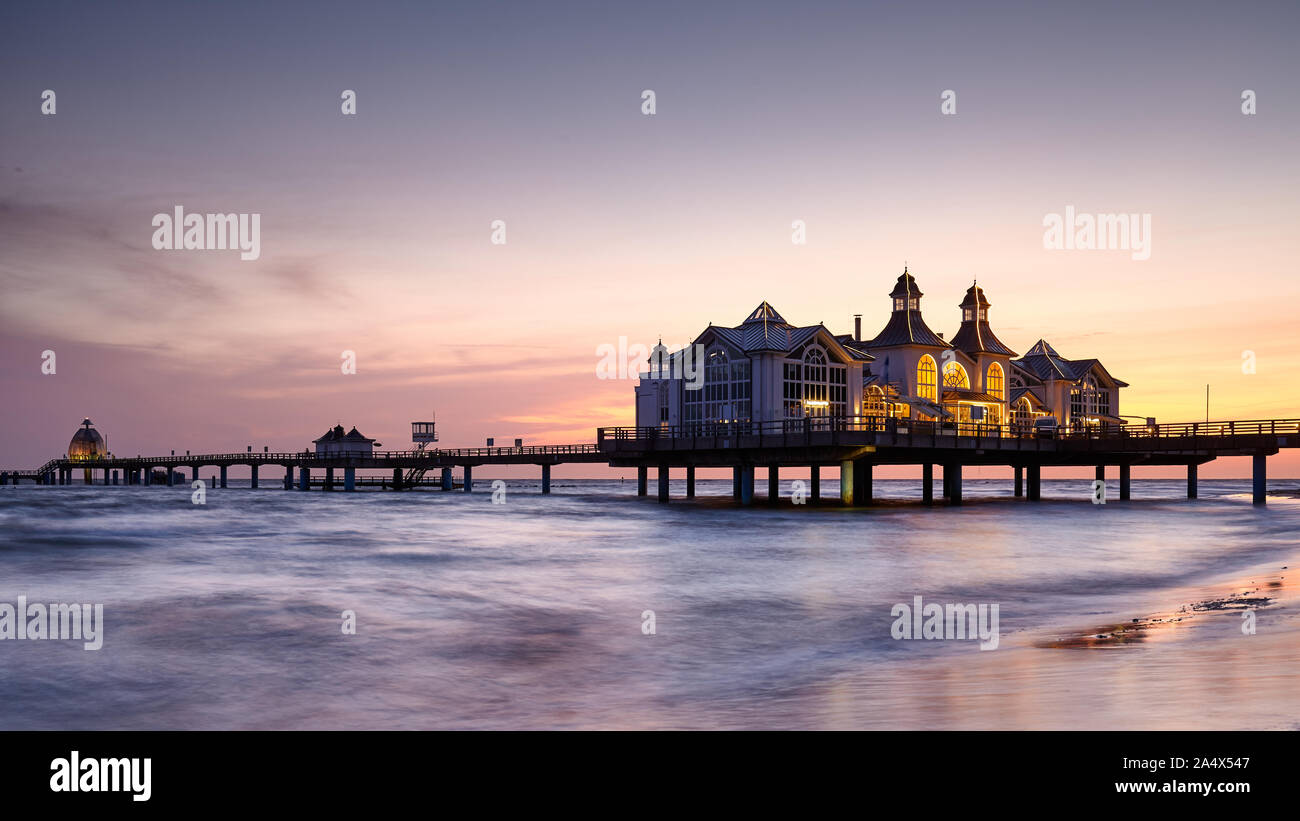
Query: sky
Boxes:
[{"xmin": 2, "ymin": 0, "xmax": 1298, "ymax": 478}]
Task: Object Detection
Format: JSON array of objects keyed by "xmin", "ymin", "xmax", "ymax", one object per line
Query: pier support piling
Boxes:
[
  {"xmin": 637, "ymin": 465, "xmax": 647, "ymax": 497},
  {"xmin": 391, "ymin": 467, "xmax": 402, "ymax": 490},
  {"xmin": 1120, "ymin": 464, "xmax": 1131, "ymax": 500},
  {"xmin": 300, "ymin": 467, "xmax": 310, "ymax": 491},
  {"xmin": 733, "ymin": 466, "xmax": 742, "ymax": 499},
  {"xmin": 947, "ymin": 463, "xmax": 962, "ymax": 506},
  {"xmin": 768, "ymin": 466, "xmax": 779, "ymax": 506},
  {"xmin": 441, "ymin": 467, "xmax": 452, "ymax": 491},
  {"xmin": 1253, "ymin": 453, "xmax": 1267, "ymax": 505},
  {"xmin": 1027, "ymin": 464, "xmax": 1041, "ymax": 501},
  {"xmin": 1187, "ymin": 463, "xmax": 1198, "ymax": 499},
  {"xmin": 541, "ymin": 464, "xmax": 551, "ymax": 494},
  {"xmin": 658, "ymin": 465, "xmax": 669, "ymax": 503},
  {"xmin": 325, "ymin": 467, "xmax": 335, "ymax": 491},
  {"xmin": 220, "ymin": 465, "xmax": 228, "ymax": 489},
  {"xmin": 810, "ymin": 465, "xmax": 820, "ymax": 505},
  {"xmin": 1014, "ymin": 465, "xmax": 1023, "ymax": 498},
  {"xmin": 344, "ymin": 467, "xmax": 355, "ymax": 492},
  {"xmin": 463, "ymin": 465, "xmax": 473, "ymax": 492},
  {"xmin": 740, "ymin": 465, "xmax": 755, "ymax": 506},
  {"xmin": 839, "ymin": 460, "xmax": 854, "ymax": 505},
  {"xmin": 284, "ymin": 465, "xmax": 293, "ymax": 490},
  {"xmin": 686, "ymin": 466, "xmax": 695, "ymax": 498},
  {"xmin": 250, "ymin": 465, "xmax": 258, "ymax": 489},
  {"xmin": 852, "ymin": 461, "xmax": 872, "ymax": 507}
]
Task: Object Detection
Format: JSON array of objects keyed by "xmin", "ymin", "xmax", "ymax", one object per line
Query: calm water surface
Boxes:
[{"xmin": 1, "ymin": 478, "xmax": 1297, "ymax": 729}]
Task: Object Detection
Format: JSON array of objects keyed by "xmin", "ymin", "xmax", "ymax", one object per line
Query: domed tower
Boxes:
[
  {"xmin": 861, "ymin": 267, "xmax": 951, "ymax": 417},
  {"xmin": 950, "ymin": 282, "xmax": 1017, "ymax": 424},
  {"xmin": 68, "ymin": 418, "xmax": 107, "ymax": 462},
  {"xmin": 950, "ymin": 282, "xmax": 1016, "ymax": 357}
]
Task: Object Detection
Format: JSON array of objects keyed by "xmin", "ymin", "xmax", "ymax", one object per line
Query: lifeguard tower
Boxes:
[
  {"xmin": 398, "ymin": 417, "xmax": 440, "ymax": 489},
  {"xmin": 411, "ymin": 420, "xmax": 438, "ymax": 450}
]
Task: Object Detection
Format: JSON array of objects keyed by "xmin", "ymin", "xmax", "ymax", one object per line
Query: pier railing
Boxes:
[
  {"xmin": 597, "ymin": 417, "xmax": 1300, "ymax": 444},
  {"xmin": 10, "ymin": 444, "xmax": 603, "ymax": 470}
]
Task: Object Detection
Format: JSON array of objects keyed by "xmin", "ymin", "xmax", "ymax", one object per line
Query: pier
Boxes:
[
  {"xmin": 596, "ymin": 417, "xmax": 1299, "ymax": 506},
  {"xmin": 1, "ymin": 417, "xmax": 1295, "ymax": 507}
]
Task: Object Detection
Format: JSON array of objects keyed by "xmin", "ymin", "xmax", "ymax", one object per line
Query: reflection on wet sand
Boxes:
[{"xmin": 1039, "ymin": 569, "xmax": 1289, "ymax": 649}]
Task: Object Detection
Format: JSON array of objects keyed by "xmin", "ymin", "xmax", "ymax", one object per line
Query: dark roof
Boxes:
[
  {"xmin": 949, "ymin": 283, "xmax": 1018, "ymax": 357},
  {"xmin": 1067, "ymin": 359, "xmax": 1130, "ymax": 388},
  {"xmin": 742, "ymin": 301, "xmax": 789, "ymax": 326},
  {"xmin": 1009, "ymin": 387, "xmax": 1049, "ymax": 410},
  {"xmin": 889, "ymin": 269, "xmax": 924, "ymax": 300},
  {"xmin": 942, "ymin": 389, "xmax": 1006, "ymax": 404},
  {"xmin": 833, "ymin": 334, "xmax": 875, "ymax": 362},
  {"xmin": 1014, "ymin": 339, "xmax": 1077, "ymax": 380},
  {"xmin": 314, "ymin": 424, "xmax": 374, "ymax": 444},
  {"xmin": 692, "ymin": 304, "xmax": 873, "ymax": 362},
  {"xmin": 1013, "ymin": 340, "xmax": 1128, "ymax": 386},
  {"xmin": 864, "ymin": 270, "xmax": 948, "ymax": 348},
  {"xmin": 958, "ymin": 283, "xmax": 989, "ymax": 309}
]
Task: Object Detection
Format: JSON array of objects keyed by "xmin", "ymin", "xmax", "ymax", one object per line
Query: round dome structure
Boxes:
[{"xmin": 68, "ymin": 418, "xmax": 107, "ymax": 462}]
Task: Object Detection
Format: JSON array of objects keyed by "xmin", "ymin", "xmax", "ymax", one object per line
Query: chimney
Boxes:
[{"xmin": 854, "ymin": 314, "xmax": 862, "ymax": 342}]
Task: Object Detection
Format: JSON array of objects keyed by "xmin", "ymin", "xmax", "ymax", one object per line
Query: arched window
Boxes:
[
  {"xmin": 986, "ymin": 362, "xmax": 1004, "ymax": 400},
  {"xmin": 783, "ymin": 346, "xmax": 846, "ymax": 418},
  {"xmin": 917, "ymin": 355, "xmax": 937, "ymax": 401},
  {"xmin": 1070, "ymin": 375, "xmax": 1108, "ymax": 424},
  {"xmin": 1011, "ymin": 396, "xmax": 1033, "ymax": 432},
  {"xmin": 863, "ymin": 385, "xmax": 885, "ymax": 417},
  {"xmin": 942, "ymin": 361, "xmax": 969, "ymax": 389}
]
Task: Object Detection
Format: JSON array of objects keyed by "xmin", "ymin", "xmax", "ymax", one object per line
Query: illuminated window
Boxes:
[
  {"xmin": 1011, "ymin": 397, "xmax": 1033, "ymax": 432},
  {"xmin": 942, "ymin": 361, "xmax": 969, "ymax": 389},
  {"xmin": 783, "ymin": 346, "xmax": 846, "ymax": 418},
  {"xmin": 863, "ymin": 385, "xmax": 885, "ymax": 417},
  {"xmin": 986, "ymin": 362, "xmax": 1004, "ymax": 400},
  {"xmin": 917, "ymin": 355, "xmax": 937, "ymax": 401},
  {"xmin": 1071, "ymin": 375, "xmax": 1107, "ymax": 425}
]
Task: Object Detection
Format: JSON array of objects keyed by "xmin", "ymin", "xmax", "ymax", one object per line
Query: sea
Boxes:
[{"xmin": 1, "ymin": 477, "xmax": 1297, "ymax": 730}]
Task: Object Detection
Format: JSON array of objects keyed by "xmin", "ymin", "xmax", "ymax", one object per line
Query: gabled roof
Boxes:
[
  {"xmin": 949, "ymin": 283, "xmax": 1018, "ymax": 357},
  {"xmin": 1013, "ymin": 340, "xmax": 1128, "ymax": 386},
  {"xmin": 1009, "ymin": 387, "xmax": 1049, "ymax": 411},
  {"xmin": 690, "ymin": 306, "xmax": 872, "ymax": 362},
  {"xmin": 314, "ymin": 424, "xmax": 375, "ymax": 444},
  {"xmin": 833, "ymin": 334, "xmax": 875, "ymax": 362},
  {"xmin": 1067, "ymin": 359, "xmax": 1130, "ymax": 388},
  {"xmin": 1014, "ymin": 339, "xmax": 1077, "ymax": 381}
]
